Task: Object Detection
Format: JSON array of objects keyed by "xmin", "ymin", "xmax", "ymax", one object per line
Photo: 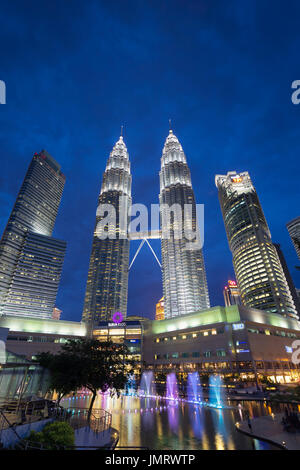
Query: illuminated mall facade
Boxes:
[
  {"xmin": 2, "ymin": 303, "xmax": 300, "ymax": 386},
  {"xmin": 142, "ymin": 305, "xmax": 300, "ymax": 384}
]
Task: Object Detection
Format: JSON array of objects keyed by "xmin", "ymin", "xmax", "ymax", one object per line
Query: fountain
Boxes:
[
  {"xmin": 209, "ymin": 374, "xmax": 224, "ymax": 408},
  {"xmin": 187, "ymin": 372, "xmax": 203, "ymax": 404},
  {"xmin": 166, "ymin": 372, "xmax": 179, "ymax": 401},
  {"xmin": 140, "ymin": 371, "xmax": 156, "ymax": 397},
  {"xmin": 125, "ymin": 374, "xmax": 136, "ymax": 396}
]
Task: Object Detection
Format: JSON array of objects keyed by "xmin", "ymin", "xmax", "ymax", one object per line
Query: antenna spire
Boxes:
[{"xmin": 120, "ymin": 124, "xmax": 123, "ymax": 137}]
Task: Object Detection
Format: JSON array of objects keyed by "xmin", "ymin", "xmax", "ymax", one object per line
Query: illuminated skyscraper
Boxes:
[
  {"xmin": 155, "ymin": 296, "xmax": 165, "ymax": 321},
  {"xmin": 159, "ymin": 130, "xmax": 210, "ymax": 319},
  {"xmin": 0, "ymin": 150, "xmax": 66, "ymax": 318},
  {"xmin": 273, "ymin": 243, "xmax": 300, "ymax": 317},
  {"xmin": 52, "ymin": 307, "xmax": 62, "ymax": 320},
  {"xmin": 216, "ymin": 171, "xmax": 297, "ymax": 318},
  {"xmin": 82, "ymin": 135, "xmax": 131, "ymax": 329},
  {"xmin": 223, "ymin": 280, "xmax": 241, "ymax": 307},
  {"xmin": 286, "ymin": 217, "xmax": 300, "ymax": 262}
]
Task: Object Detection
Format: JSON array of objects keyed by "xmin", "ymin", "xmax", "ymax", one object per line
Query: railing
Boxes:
[
  {"xmin": 57, "ymin": 407, "xmax": 112, "ymax": 434},
  {"xmin": 15, "ymin": 439, "xmax": 46, "ymax": 450},
  {"xmin": 0, "ymin": 409, "xmax": 22, "ymax": 444},
  {"xmin": 0, "ymin": 401, "xmax": 113, "ymax": 450},
  {"xmin": 0, "ymin": 398, "xmax": 54, "ymax": 425}
]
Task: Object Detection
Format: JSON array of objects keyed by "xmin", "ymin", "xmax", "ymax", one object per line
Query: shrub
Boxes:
[{"xmin": 24, "ymin": 421, "xmax": 75, "ymax": 450}]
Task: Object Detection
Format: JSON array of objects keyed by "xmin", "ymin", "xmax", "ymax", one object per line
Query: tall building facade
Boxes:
[
  {"xmin": 286, "ymin": 217, "xmax": 300, "ymax": 261},
  {"xmin": 159, "ymin": 130, "xmax": 210, "ymax": 319},
  {"xmin": 216, "ymin": 171, "xmax": 297, "ymax": 318},
  {"xmin": 273, "ymin": 243, "xmax": 300, "ymax": 317},
  {"xmin": 52, "ymin": 307, "xmax": 62, "ymax": 320},
  {"xmin": 0, "ymin": 150, "xmax": 66, "ymax": 319},
  {"xmin": 155, "ymin": 296, "xmax": 165, "ymax": 321},
  {"xmin": 223, "ymin": 280, "xmax": 241, "ymax": 307},
  {"xmin": 82, "ymin": 136, "xmax": 131, "ymax": 329}
]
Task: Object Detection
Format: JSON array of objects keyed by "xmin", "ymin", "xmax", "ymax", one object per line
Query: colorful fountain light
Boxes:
[
  {"xmin": 208, "ymin": 374, "xmax": 224, "ymax": 409},
  {"xmin": 139, "ymin": 371, "xmax": 156, "ymax": 397},
  {"xmin": 123, "ymin": 369, "xmax": 225, "ymax": 410},
  {"xmin": 126, "ymin": 373, "xmax": 136, "ymax": 396},
  {"xmin": 187, "ymin": 372, "xmax": 203, "ymax": 404},
  {"xmin": 166, "ymin": 372, "xmax": 179, "ymax": 402}
]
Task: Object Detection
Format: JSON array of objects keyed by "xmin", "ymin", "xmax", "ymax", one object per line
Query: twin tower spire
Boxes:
[{"xmin": 82, "ymin": 129, "xmax": 210, "ymax": 330}]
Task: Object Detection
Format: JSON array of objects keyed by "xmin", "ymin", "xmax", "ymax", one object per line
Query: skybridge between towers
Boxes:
[
  {"xmin": 128, "ymin": 230, "xmax": 161, "ymax": 241},
  {"xmin": 128, "ymin": 230, "xmax": 162, "ymax": 271}
]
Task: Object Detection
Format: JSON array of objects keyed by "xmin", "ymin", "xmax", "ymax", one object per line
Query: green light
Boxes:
[
  {"xmin": 0, "ymin": 315, "xmax": 87, "ymax": 336},
  {"xmin": 152, "ymin": 306, "xmax": 241, "ymax": 334}
]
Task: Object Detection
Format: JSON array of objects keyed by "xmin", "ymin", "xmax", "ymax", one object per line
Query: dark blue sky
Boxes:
[{"xmin": 0, "ymin": 0, "xmax": 299, "ymax": 322}]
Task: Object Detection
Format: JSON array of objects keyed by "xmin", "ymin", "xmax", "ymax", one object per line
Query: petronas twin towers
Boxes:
[
  {"xmin": 160, "ymin": 131, "xmax": 210, "ymax": 318},
  {"xmin": 82, "ymin": 130, "xmax": 210, "ymax": 329}
]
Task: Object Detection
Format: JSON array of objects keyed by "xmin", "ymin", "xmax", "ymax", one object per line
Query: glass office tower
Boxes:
[
  {"xmin": 82, "ymin": 135, "xmax": 131, "ymax": 329},
  {"xmin": 159, "ymin": 130, "xmax": 210, "ymax": 319},
  {"xmin": 0, "ymin": 150, "xmax": 66, "ymax": 318},
  {"xmin": 286, "ymin": 216, "xmax": 300, "ymax": 262},
  {"xmin": 215, "ymin": 171, "xmax": 297, "ymax": 318},
  {"xmin": 273, "ymin": 243, "xmax": 300, "ymax": 317}
]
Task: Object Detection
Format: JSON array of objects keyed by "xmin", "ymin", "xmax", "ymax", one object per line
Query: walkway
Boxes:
[
  {"xmin": 1, "ymin": 411, "xmax": 41, "ymax": 428},
  {"xmin": 236, "ymin": 413, "xmax": 300, "ymax": 450}
]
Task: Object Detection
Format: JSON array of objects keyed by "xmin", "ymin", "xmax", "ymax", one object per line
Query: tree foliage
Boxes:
[
  {"xmin": 36, "ymin": 351, "xmax": 82, "ymax": 404},
  {"xmin": 24, "ymin": 422, "xmax": 75, "ymax": 449},
  {"xmin": 36, "ymin": 338, "xmax": 135, "ymax": 412}
]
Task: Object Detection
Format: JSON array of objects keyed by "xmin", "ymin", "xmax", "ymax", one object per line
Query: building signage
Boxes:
[
  {"xmin": 108, "ymin": 322, "xmax": 126, "ymax": 328},
  {"xmin": 232, "ymin": 323, "xmax": 244, "ymax": 330}
]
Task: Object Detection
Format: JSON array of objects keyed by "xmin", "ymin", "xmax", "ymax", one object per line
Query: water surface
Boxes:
[{"xmin": 62, "ymin": 394, "xmax": 283, "ymax": 450}]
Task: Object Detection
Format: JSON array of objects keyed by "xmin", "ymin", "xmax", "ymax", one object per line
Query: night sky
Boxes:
[{"xmin": 0, "ymin": 0, "xmax": 299, "ymax": 322}]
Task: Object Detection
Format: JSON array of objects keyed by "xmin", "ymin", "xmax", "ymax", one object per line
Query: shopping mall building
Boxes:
[
  {"xmin": 1, "ymin": 305, "xmax": 300, "ymax": 386},
  {"xmin": 142, "ymin": 305, "xmax": 300, "ymax": 384}
]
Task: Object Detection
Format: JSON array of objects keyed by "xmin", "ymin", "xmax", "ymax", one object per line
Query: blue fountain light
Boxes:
[
  {"xmin": 125, "ymin": 373, "xmax": 136, "ymax": 396},
  {"xmin": 209, "ymin": 374, "xmax": 224, "ymax": 408}
]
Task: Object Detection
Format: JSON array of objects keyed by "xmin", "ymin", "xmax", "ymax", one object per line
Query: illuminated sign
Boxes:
[
  {"xmin": 231, "ymin": 176, "xmax": 242, "ymax": 183},
  {"xmin": 285, "ymin": 346, "xmax": 293, "ymax": 353},
  {"xmin": 112, "ymin": 312, "xmax": 124, "ymax": 324},
  {"xmin": 232, "ymin": 323, "xmax": 244, "ymax": 330},
  {"xmin": 228, "ymin": 280, "xmax": 237, "ymax": 287},
  {"xmin": 108, "ymin": 322, "xmax": 126, "ymax": 328}
]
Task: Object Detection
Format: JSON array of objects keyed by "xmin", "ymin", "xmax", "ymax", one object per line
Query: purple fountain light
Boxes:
[
  {"xmin": 187, "ymin": 372, "xmax": 203, "ymax": 404},
  {"xmin": 166, "ymin": 372, "xmax": 179, "ymax": 401}
]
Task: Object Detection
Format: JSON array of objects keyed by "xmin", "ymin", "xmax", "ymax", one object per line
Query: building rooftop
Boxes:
[
  {"xmin": 147, "ymin": 305, "xmax": 300, "ymax": 335},
  {"xmin": 0, "ymin": 315, "xmax": 87, "ymax": 336}
]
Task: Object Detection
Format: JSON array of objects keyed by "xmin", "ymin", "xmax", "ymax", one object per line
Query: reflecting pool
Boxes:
[{"xmin": 62, "ymin": 394, "xmax": 283, "ymax": 450}]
